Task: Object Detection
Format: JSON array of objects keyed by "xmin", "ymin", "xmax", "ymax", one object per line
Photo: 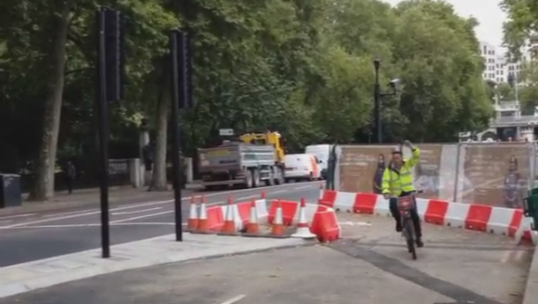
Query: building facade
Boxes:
[{"xmin": 480, "ymin": 41, "xmax": 522, "ymax": 84}]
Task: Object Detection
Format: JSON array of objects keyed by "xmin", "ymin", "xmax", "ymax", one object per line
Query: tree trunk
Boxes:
[
  {"xmin": 28, "ymin": 5, "xmax": 70, "ymax": 201},
  {"xmin": 152, "ymin": 90, "xmax": 169, "ymax": 190}
]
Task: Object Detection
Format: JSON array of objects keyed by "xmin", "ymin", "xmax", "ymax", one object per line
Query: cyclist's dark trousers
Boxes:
[{"xmin": 389, "ymin": 191, "xmax": 422, "ymax": 238}]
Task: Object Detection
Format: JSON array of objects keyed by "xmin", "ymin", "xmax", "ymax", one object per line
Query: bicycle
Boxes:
[{"xmin": 397, "ymin": 194, "xmax": 418, "ymax": 260}]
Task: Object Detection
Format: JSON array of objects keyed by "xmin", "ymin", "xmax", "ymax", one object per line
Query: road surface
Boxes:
[
  {"xmin": 0, "ymin": 182, "xmax": 322, "ymax": 267},
  {"xmin": 1, "ymin": 213, "xmax": 531, "ymax": 304}
]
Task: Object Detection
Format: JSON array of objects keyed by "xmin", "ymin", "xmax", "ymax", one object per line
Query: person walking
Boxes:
[{"xmin": 65, "ymin": 161, "xmax": 76, "ymax": 194}]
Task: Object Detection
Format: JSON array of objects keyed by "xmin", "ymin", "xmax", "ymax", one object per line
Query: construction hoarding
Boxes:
[{"xmin": 336, "ymin": 143, "xmax": 536, "ymax": 208}]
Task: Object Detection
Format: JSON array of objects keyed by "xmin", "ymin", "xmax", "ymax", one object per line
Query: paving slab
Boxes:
[
  {"xmin": 334, "ymin": 212, "xmax": 533, "ymax": 304},
  {"xmin": 0, "ymin": 233, "xmax": 307, "ymax": 299},
  {"xmin": 522, "ymin": 246, "xmax": 538, "ymax": 304}
]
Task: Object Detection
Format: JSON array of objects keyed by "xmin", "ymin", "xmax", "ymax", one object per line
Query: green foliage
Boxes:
[{"xmin": 0, "ymin": 0, "xmax": 492, "ymax": 191}]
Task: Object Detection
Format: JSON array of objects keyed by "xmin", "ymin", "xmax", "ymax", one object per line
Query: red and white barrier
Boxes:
[{"xmin": 319, "ymin": 189, "xmax": 537, "ymax": 244}]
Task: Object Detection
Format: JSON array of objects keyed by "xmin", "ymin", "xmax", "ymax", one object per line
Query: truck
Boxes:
[{"xmin": 198, "ymin": 141, "xmax": 285, "ymax": 190}]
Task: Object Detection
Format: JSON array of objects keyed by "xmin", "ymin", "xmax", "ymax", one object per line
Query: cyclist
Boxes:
[{"xmin": 381, "ymin": 140, "xmax": 424, "ymax": 247}]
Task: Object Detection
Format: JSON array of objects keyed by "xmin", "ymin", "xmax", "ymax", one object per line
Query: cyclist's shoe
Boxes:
[
  {"xmin": 395, "ymin": 222, "xmax": 403, "ymax": 232},
  {"xmin": 416, "ymin": 238, "xmax": 424, "ymax": 248}
]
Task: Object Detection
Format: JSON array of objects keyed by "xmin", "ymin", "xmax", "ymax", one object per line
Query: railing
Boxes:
[{"xmin": 490, "ymin": 115, "xmax": 538, "ymax": 126}]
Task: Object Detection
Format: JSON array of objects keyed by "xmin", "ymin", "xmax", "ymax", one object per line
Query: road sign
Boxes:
[{"xmin": 219, "ymin": 129, "xmax": 234, "ymax": 136}]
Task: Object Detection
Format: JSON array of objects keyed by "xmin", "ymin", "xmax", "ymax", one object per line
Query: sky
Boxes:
[{"xmin": 382, "ymin": 0, "xmax": 507, "ymax": 47}]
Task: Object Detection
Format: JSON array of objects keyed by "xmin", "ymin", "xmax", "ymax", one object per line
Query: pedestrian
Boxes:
[
  {"xmin": 143, "ymin": 141, "xmax": 156, "ymax": 191},
  {"xmin": 372, "ymin": 153, "xmax": 385, "ymax": 194},
  {"xmin": 504, "ymin": 156, "xmax": 521, "ymax": 208},
  {"xmin": 65, "ymin": 161, "xmax": 76, "ymax": 194}
]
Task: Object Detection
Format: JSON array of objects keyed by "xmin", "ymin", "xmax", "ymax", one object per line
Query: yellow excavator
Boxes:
[{"xmin": 239, "ymin": 131, "xmax": 285, "ymax": 163}]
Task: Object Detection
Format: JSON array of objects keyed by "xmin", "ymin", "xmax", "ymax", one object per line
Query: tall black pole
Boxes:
[
  {"xmin": 170, "ymin": 31, "xmax": 183, "ymax": 241},
  {"xmin": 96, "ymin": 9, "xmax": 110, "ymax": 258},
  {"xmin": 373, "ymin": 59, "xmax": 382, "ymax": 144}
]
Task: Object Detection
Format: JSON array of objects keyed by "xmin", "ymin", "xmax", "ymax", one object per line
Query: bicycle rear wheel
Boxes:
[{"xmin": 405, "ymin": 222, "xmax": 417, "ymax": 260}]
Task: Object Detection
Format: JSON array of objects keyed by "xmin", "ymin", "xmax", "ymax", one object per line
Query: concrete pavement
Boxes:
[
  {"xmin": 1, "ymin": 212, "xmax": 531, "ymax": 304},
  {"xmin": 0, "ymin": 182, "xmax": 322, "ymax": 267},
  {"xmin": 523, "ymin": 246, "xmax": 538, "ymax": 304},
  {"xmin": 0, "ymin": 233, "xmax": 307, "ymax": 299}
]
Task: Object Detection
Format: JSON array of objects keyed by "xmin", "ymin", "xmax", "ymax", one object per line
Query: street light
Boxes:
[{"xmin": 373, "ymin": 59, "xmax": 400, "ymax": 143}]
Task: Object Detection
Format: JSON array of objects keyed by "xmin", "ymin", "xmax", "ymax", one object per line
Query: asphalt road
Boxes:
[
  {"xmin": 0, "ymin": 181, "xmax": 322, "ymax": 267},
  {"xmin": 3, "ymin": 214, "xmax": 532, "ymax": 304}
]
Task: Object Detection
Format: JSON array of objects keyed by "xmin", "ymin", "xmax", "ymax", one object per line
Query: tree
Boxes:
[
  {"xmin": 496, "ymin": 82, "xmax": 516, "ymax": 101},
  {"xmin": 501, "ymin": 0, "xmax": 538, "ymax": 59},
  {"xmin": 0, "ymin": 0, "xmax": 498, "ymax": 199}
]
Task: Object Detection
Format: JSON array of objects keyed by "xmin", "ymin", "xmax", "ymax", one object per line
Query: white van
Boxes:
[
  {"xmin": 305, "ymin": 144, "xmax": 331, "ymax": 179},
  {"xmin": 284, "ymin": 153, "xmax": 321, "ymax": 182}
]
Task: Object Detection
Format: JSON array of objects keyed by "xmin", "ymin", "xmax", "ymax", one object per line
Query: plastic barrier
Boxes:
[{"xmin": 319, "ymin": 189, "xmax": 535, "ymax": 243}]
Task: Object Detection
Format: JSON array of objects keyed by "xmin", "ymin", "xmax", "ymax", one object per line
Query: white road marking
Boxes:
[
  {"xmin": 294, "ymin": 185, "xmax": 314, "ymax": 190},
  {"xmin": 110, "ymin": 211, "xmax": 174, "ymax": 224},
  {"xmin": 43, "ymin": 209, "xmax": 98, "ymax": 218},
  {"xmin": 236, "ymin": 195, "xmax": 257, "ymax": 201},
  {"xmin": 110, "ymin": 222, "xmax": 181, "ymax": 226},
  {"xmin": 220, "ymin": 295, "xmax": 246, "ymax": 304},
  {"xmin": 109, "ymin": 200, "xmax": 224, "ymax": 223},
  {"xmin": 0, "ymin": 213, "xmax": 36, "ymax": 220},
  {"xmin": 339, "ymin": 221, "xmax": 371, "ymax": 227},
  {"xmin": 0, "ymin": 182, "xmax": 320, "ymax": 229},
  {"xmin": 4, "ymin": 222, "xmax": 186, "ymax": 229},
  {"xmin": 500, "ymin": 250, "xmax": 513, "ymax": 263},
  {"xmin": 516, "ymin": 250, "xmax": 525, "ymax": 261},
  {"xmin": 0, "ymin": 200, "xmax": 173, "ymax": 229},
  {"xmin": 112, "ymin": 207, "xmax": 162, "ymax": 215},
  {"xmin": 9, "ymin": 224, "xmax": 99, "ymax": 228}
]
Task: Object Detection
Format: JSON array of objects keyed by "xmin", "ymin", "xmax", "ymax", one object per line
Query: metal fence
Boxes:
[{"xmin": 335, "ymin": 142, "xmax": 536, "ymax": 209}]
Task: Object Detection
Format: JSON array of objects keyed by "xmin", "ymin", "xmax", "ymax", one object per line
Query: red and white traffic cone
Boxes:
[
  {"xmin": 245, "ymin": 199, "xmax": 260, "ymax": 234},
  {"xmin": 260, "ymin": 190, "xmax": 266, "ymax": 199},
  {"xmin": 271, "ymin": 200, "xmax": 285, "ymax": 236},
  {"xmin": 187, "ymin": 195, "xmax": 198, "ymax": 231},
  {"xmin": 221, "ymin": 196, "xmax": 236, "ymax": 234},
  {"xmin": 196, "ymin": 195, "xmax": 209, "ymax": 233},
  {"xmin": 291, "ymin": 198, "xmax": 316, "ymax": 239},
  {"xmin": 319, "ymin": 183, "xmax": 324, "ymax": 199}
]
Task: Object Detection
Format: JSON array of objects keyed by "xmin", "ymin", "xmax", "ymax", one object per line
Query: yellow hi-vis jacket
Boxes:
[{"xmin": 381, "ymin": 148, "xmax": 420, "ymax": 196}]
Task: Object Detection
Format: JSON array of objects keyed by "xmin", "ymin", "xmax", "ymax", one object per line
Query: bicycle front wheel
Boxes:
[{"xmin": 405, "ymin": 222, "xmax": 417, "ymax": 260}]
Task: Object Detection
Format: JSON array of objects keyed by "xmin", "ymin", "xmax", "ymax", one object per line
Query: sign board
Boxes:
[{"xmin": 219, "ymin": 128, "xmax": 234, "ymax": 136}]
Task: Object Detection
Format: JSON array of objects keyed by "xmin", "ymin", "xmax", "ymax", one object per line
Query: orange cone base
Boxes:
[
  {"xmin": 245, "ymin": 223, "xmax": 259, "ymax": 234},
  {"xmin": 271, "ymin": 224, "xmax": 285, "ymax": 236},
  {"xmin": 186, "ymin": 219, "xmax": 198, "ymax": 231},
  {"xmin": 191, "ymin": 219, "xmax": 216, "ymax": 234},
  {"xmin": 217, "ymin": 221, "xmax": 237, "ymax": 236}
]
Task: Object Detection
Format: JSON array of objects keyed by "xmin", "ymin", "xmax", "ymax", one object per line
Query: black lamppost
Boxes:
[{"xmin": 373, "ymin": 59, "xmax": 400, "ymax": 143}]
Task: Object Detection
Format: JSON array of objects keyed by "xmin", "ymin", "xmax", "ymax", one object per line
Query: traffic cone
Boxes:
[
  {"xmin": 245, "ymin": 199, "xmax": 260, "ymax": 234},
  {"xmin": 291, "ymin": 198, "xmax": 316, "ymax": 239},
  {"xmin": 221, "ymin": 196, "xmax": 236, "ymax": 234},
  {"xmin": 271, "ymin": 200, "xmax": 285, "ymax": 236},
  {"xmin": 187, "ymin": 195, "xmax": 198, "ymax": 231},
  {"xmin": 319, "ymin": 183, "xmax": 324, "ymax": 199},
  {"xmin": 260, "ymin": 191, "xmax": 266, "ymax": 199},
  {"xmin": 196, "ymin": 195, "xmax": 209, "ymax": 233}
]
